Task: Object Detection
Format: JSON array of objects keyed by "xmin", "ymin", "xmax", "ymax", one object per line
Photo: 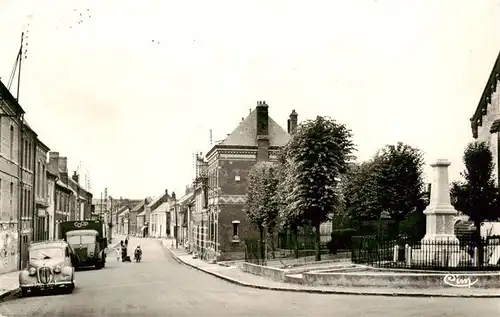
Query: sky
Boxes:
[{"xmin": 0, "ymin": 0, "xmax": 499, "ymax": 199}]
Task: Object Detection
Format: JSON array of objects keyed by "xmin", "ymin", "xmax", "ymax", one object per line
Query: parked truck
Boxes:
[{"xmin": 59, "ymin": 220, "xmax": 108, "ymax": 269}]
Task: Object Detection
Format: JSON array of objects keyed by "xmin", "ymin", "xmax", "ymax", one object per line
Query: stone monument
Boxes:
[{"xmin": 413, "ymin": 159, "xmax": 461, "ymax": 266}]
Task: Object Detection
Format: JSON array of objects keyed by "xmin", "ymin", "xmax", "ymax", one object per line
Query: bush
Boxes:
[{"xmin": 328, "ymin": 228, "xmax": 356, "ymax": 254}]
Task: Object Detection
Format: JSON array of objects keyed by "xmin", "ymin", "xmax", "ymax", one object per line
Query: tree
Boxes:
[
  {"xmin": 280, "ymin": 116, "xmax": 355, "ymax": 261},
  {"xmin": 343, "ymin": 160, "xmax": 381, "ymax": 231},
  {"xmin": 450, "ymin": 141, "xmax": 500, "ymax": 265},
  {"xmin": 372, "ymin": 142, "xmax": 425, "ymax": 238},
  {"xmin": 244, "ymin": 161, "xmax": 280, "ymax": 260}
]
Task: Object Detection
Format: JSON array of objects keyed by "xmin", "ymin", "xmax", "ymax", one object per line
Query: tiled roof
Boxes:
[
  {"xmin": 56, "ymin": 180, "xmax": 70, "ymax": 191},
  {"xmin": 131, "ymin": 201, "xmax": 145, "ymax": 212},
  {"xmin": 147, "ymin": 196, "xmax": 161, "ymax": 207},
  {"xmin": 152, "ymin": 202, "xmax": 169, "ymax": 213},
  {"xmin": 471, "ymin": 50, "xmax": 500, "ymax": 138},
  {"xmin": 221, "ymin": 109, "xmax": 290, "ymax": 147}
]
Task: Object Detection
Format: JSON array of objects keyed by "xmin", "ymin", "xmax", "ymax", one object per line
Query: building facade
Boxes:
[
  {"xmin": 0, "ymin": 80, "xmax": 24, "ymax": 273},
  {"xmin": 46, "ymin": 168, "xmax": 57, "ymax": 240},
  {"xmin": 192, "ymin": 101, "xmax": 294, "ymax": 261},
  {"xmin": 34, "ymin": 139, "xmax": 50, "ymax": 242},
  {"xmin": 150, "ymin": 201, "xmax": 170, "ymax": 238},
  {"xmin": 471, "ymin": 50, "xmax": 500, "ymax": 184}
]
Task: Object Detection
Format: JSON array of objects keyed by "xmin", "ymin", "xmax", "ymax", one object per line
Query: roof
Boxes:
[
  {"xmin": 55, "ymin": 180, "xmax": 71, "ymax": 192},
  {"xmin": 147, "ymin": 196, "xmax": 161, "ymax": 207},
  {"xmin": 220, "ymin": 108, "xmax": 290, "ymax": 147},
  {"xmin": 36, "ymin": 138, "xmax": 50, "ymax": 152},
  {"xmin": 471, "ymin": 50, "xmax": 500, "ymax": 138},
  {"xmin": 137, "ymin": 210, "xmax": 146, "ymax": 216},
  {"xmin": 0, "ymin": 80, "xmax": 25, "ymax": 116},
  {"xmin": 118, "ymin": 209, "xmax": 129, "ymax": 217},
  {"xmin": 22, "ymin": 119, "xmax": 38, "ymax": 138},
  {"xmin": 131, "ymin": 201, "xmax": 146, "ymax": 212},
  {"xmin": 117, "ymin": 206, "xmax": 130, "ymax": 216},
  {"xmin": 178, "ymin": 191, "xmax": 194, "ymax": 205},
  {"xmin": 29, "ymin": 240, "xmax": 67, "ymax": 249},
  {"xmin": 152, "ymin": 202, "xmax": 169, "ymax": 213}
]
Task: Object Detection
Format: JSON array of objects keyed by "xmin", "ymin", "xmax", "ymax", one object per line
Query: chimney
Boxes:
[
  {"xmin": 58, "ymin": 157, "xmax": 68, "ymax": 173},
  {"xmin": 72, "ymin": 171, "xmax": 79, "ymax": 184},
  {"xmin": 49, "ymin": 151, "xmax": 59, "ymax": 161},
  {"xmin": 288, "ymin": 110, "xmax": 298, "ymax": 134},
  {"xmin": 172, "ymin": 192, "xmax": 176, "ymax": 200},
  {"xmin": 256, "ymin": 101, "xmax": 270, "ymax": 161}
]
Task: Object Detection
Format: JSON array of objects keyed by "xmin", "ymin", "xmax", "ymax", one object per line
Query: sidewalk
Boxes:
[
  {"xmin": 161, "ymin": 240, "xmax": 500, "ymax": 298},
  {"xmin": 0, "ymin": 237, "xmax": 122, "ymax": 301}
]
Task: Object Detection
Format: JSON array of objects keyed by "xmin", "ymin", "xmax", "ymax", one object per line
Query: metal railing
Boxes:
[{"xmin": 351, "ymin": 235, "xmax": 500, "ymax": 271}]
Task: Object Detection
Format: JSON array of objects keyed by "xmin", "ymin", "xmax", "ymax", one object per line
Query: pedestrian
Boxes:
[{"xmin": 125, "ymin": 237, "xmax": 128, "ymax": 247}]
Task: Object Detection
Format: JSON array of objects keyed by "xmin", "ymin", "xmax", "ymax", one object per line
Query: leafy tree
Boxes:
[
  {"xmin": 450, "ymin": 141, "xmax": 500, "ymax": 265},
  {"xmin": 244, "ymin": 161, "xmax": 280, "ymax": 260},
  {"xmin": 372, "ymin": 142, "xmax": 425, "ymax": 237},
  {"xmin": 343, "ymin": 160, "xmax": 381, "ymax": 231},
  {"xmin": 280, "ymin": 116, "xmax": 355, "ymax": 261}
]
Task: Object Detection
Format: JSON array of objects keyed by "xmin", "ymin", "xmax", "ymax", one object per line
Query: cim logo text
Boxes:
[{"xmin": 443, "ymin": 274, "xmax": 479, "ymax": 288}]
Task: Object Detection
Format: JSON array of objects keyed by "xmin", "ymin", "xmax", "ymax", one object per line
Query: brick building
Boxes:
[
  {"xmin": 471, "ymin": 50, "xmax": 500, "ymax": 183},
  {"xmin": 192, "ymin": 101, "xmax": 296, "ymax": 261},
  {"xmin": 0, "ymin": 81, "xmax": 24, "ymax": 273}
]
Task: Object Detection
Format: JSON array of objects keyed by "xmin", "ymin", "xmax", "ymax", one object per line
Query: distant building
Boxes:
[
  {"xmin": 192, "ymin": 101, "xmax": 295, "ymax": 261},
  {"xmin": 471, "ymin": 50, "xmax": 500, "ymax": 184},
  {"xmin": 34, "ymin": 139, "xmax": 50, "ymax": 241}
]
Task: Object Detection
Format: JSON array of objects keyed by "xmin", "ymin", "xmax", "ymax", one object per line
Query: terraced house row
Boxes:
[{"xmin": 0, "ymin": 80, "xmax": 93, "ymax": 274}]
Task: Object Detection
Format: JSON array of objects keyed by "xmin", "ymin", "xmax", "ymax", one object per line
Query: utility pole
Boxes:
[{"xmin": 173, "ymin": 192, "xmax": 178, "ymax": 249}]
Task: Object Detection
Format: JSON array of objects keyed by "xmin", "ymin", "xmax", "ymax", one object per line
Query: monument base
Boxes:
[{"xmin": 412, "ymin": 235, "xmax": 461, "ymax": 267}]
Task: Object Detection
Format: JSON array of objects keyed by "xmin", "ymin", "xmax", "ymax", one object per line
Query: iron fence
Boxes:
[{"xmin": 351, "ymin": 235, "xmax": 500, "ymax": 271}]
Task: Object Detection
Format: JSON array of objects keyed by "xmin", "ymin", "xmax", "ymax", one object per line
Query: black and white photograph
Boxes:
[{"xmin": 0, "ymin": 0, "xmax": 500, "ymax": 316}]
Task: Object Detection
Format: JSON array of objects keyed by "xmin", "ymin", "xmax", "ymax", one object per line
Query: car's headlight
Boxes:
[
  {"xmin": 28, "ymin": 267, "xmax": 36, "ymax": 276},
  {"xmin": 54, "ymin": 265, "xmax": 62, "ymax": 273}
]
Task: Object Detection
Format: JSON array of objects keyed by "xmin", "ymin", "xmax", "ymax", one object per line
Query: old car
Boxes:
[{"xmin": 19, "ymin": 240, "xmax": 76, "ymax": 296}]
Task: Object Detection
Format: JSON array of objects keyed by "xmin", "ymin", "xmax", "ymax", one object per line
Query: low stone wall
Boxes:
[
  {"xmin": 302, "ymin": 270, "xmax": 500, "ymax": 289},
  {"xmin": 240, "ymin": 262, "xmax": 288, "ymax": 281}
]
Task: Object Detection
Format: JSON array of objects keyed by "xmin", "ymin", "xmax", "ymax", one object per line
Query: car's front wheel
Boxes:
[
  {"xmin": 66, "ymin": 283, "xmax": 75, "ymax": 294},
  {"xmin": 20, "ymin": 287, "xmax": 29, "ymax": 297}
]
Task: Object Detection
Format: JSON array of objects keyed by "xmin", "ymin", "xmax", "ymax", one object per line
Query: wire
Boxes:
[{"xmin": 7, "ymin": 50, "xmax": 20, "ymax": 90}]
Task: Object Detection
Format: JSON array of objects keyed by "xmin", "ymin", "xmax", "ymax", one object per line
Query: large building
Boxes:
[
  {"xmin": 192, "ymin": 101, "xmax": 296, "ymax": 261},
  {"xmin": 471, "ymin": 50, "xmax": 500, "ymax": 183}
]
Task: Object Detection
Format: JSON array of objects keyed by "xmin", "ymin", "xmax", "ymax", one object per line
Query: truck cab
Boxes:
[{"xmin": 60, "ymin": 221, "xmax": 107, "ymax": 269}]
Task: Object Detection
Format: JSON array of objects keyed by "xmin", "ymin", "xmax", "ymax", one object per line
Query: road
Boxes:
[{"xmin": 1, "ymin": 238, "xmax": 500, "ymax": 317}]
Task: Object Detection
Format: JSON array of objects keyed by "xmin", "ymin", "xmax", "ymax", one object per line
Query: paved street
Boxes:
[{"xmin": 1, "ymin": 237, "xmax": 500, "ymax": 317}]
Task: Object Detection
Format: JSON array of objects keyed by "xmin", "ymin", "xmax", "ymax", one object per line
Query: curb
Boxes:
[
  {"xmin": 0, "ymin": 288, "xmax": 20, "ymax": 302},
  {"xmin": 162, "ymin": 244, "xmax": 500, "ymax": 298}
]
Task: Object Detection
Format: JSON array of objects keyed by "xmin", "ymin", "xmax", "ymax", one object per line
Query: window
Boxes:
[
  {"xmin": 42, "ymin": 165, "xmax": 45, "ymax": 196},
  {"xmin": 9, "ymin": 125, "xmax": 13, "ymax": 159},
  {"xmin": 232, "ymin": 220, "xmax": 240, "ymax": 241},
  {"xmin": 24, "ymin": 140, "xmax": 27, "ymax": 167},
  {"xmin": 27, "ymin": 190, "xmax": 30, "ymax": 217},
  {"xmin": 9, "ymin": 182, "xmax": 13, "ymax": 208},
  {"xmin": 23, "ymin": 189, "xmax": 27, "ymax": 217},
  {"xmin": 28, "ymin": 143, "xmax": 32, "ymax": 169},
  {"xmin": 37, "ymin": 161, "xmax": 40, "ymax": 195}
]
